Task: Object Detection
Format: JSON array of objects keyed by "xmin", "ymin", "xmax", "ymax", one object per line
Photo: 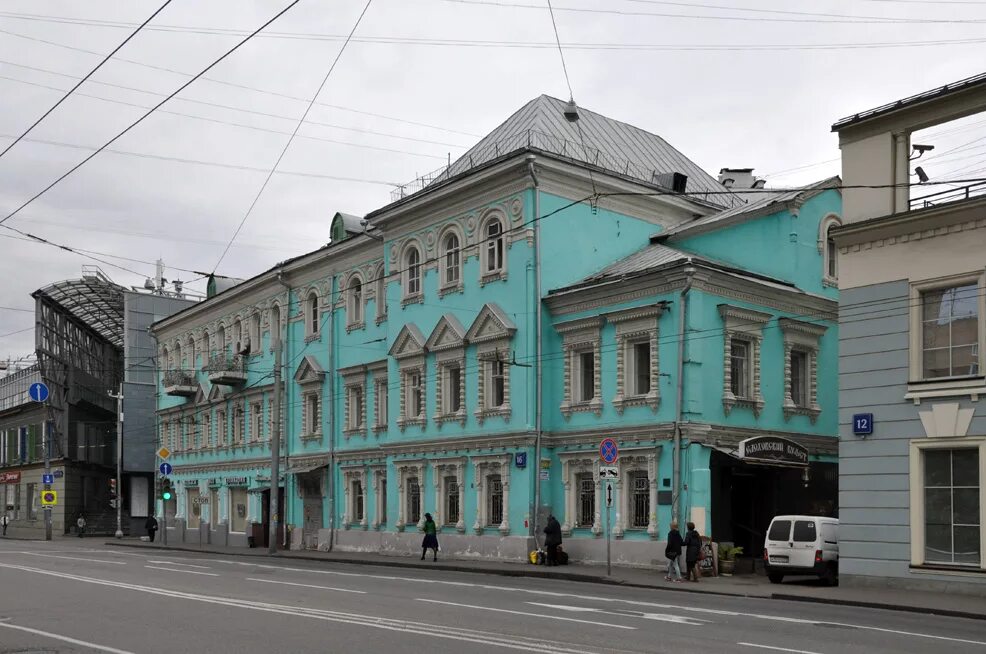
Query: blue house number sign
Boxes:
[
  {"xmin": 853, "ymin": 413, "xmax": 874, "ymax": 437},
  {"xmin": 514, "ymin": 452, "xmax": 527, "ymax": 468}
]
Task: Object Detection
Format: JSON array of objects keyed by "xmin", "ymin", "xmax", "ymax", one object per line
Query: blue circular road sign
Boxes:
[
  {"xmin": 599, "ymin": 438, "xmax": 619, "ymax": 465},
  {"xmin": 28, "ymin": 382, "xmax": 49, "ymax": 403},
  {"xmin": 159, "ymin": 462, "xmax": 173, "ymax": 476}
]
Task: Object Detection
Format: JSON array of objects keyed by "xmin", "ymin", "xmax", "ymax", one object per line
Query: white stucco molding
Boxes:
[
  {"xmin": 430, "ymin": 457, "xmax": 467, "ymax": 533},
  {"xmin": 471, "ymin": 453, "xmax": 512, "ymax": 536},
  {"xmin": 779, "ymin": 318, "xmax": 827, "ymax": 423},
  {"xmin": 605, "ymin": 304, "xmax": 666, "ymax": 415},
  {"xmin": 557, "ymin": 452, "xmax": 602, "ymax": 537},
  {"xmin": 556, "ymin": 316, "xmax": 603, "ymax": 419},
  {"xmin": 718, "ymin": 304, "xmax": 771, "ymax": 418}
]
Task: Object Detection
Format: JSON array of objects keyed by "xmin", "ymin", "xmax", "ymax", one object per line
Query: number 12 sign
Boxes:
[{"xmin": 853, "ymin": 413, "xmax": 874, "ymax": 437}]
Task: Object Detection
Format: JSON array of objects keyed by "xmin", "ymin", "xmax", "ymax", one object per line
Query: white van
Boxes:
[{"xmin": 763, "ymin": 515, "xmax": 838, "ymax": 586}]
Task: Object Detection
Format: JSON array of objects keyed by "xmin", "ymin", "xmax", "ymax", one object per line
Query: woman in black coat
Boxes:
[
  {"xmin": 682, "ymin": 521, "xmax": 702, "ymax": 582},
  {"xmin": 543, "ymin": 514, "xmax": 562, "ymax": 566},
  {"xmin": 665, "ymin": 521, "xmax": 683, "ymax": 582}
]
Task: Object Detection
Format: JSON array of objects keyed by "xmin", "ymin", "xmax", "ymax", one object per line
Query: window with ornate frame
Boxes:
[
  {"xmin": 294, "ymin": 355, "xmax": 325, "ymax": 441},
  {"xmin": 719, "ymin": 304, "xmax": 770, "ymax": 417},
  {"xmin": 268, "ymin": 303, "xmax": 281, "ymax": 348},
  {"xmin": 465, "ymin": 304, "xmax": 516, "ymax": 425},
  {"xmin": 340, "ymin": 364, "xmax": 367, "ymax": 439},
  {"xmin": 304, "ymin": 392, "xmax": 321, "ymax": 438},
  {"xmin": 402, "ymin": 244, "xmax": 423, "ymax": 304},
  {"xmin": 390, "ymin": 325, "xmax": 427, "ymax": 430},
  {"xmin": 407, "ymin": 476, "xmax": 421, "ymax": 526},
  {"xmin": 431, "ymin": 459, "xmax": 465, "ymax": 532},
  {"xmin": 607, "ymin": 305, "xmax": 663, "ymax": 414},
  {"xmin": 249, "ymin": 312, "xmax": 260, "ymax": 355},
  {"xmin": 440, "ymin": 229, "xmax": 463, "ymax": 295},
  {"xmin": 557, "ymin": 317, "xmax": 603, "ymax": 419},
  {"xmin": 371, "ymin": 467, "xmax": 387, "ymax": 529},
  {"xmin": 481, "ymin": 215, "xmax": 505, "ymax": 281},
  {"xmin": 216, "ymin": 409, "xmax": 227, "ymax": 448},
  {"xmin": 201, "ymin": 412, "xmax": 211, "ymax": 450},
  {"xmin": 471, "ymin": 455, "xmax": 511, "ymax": 535},
  {"xmin": 343, "ymin": 467, "xmax": 368, "ymax": 530},
  {"xmin": 395, "ymin": 462, "xmax": 425, "ymax": 531},
  {"xmin": 779, "ymin": 317, "xmax": 826, "ymax": 422},
  {"xmin": 305, "ymin": 290, "xmax": 320, "ymax": 341},
  {"xmin": 232, "ymin": 403, "xmax": 244, "ymax": 446},
  {"xmin": 613, "ymin": 452, "xmax": 658, "ymax": 538},
  {"xmin": 818, "ymin": 213, "xmax": 842, "ymax": 288},
  {"xmin": 374, "ymin": 264, "xmax": 388, "ymax": 324},
  {"xmin": 427, "ymin": 314, "xmax": 467, "ymax": 427},
  {"xmin": 559, "ymin": 454, "xmax": 601, "ymax": 536},
  {"xmin": 346, "ymin": 274, "xmax": 365, "ymax": 331},
  {"xmin": 250, "ymin": 401, "xmax": 263, "ymax": 443},
  {"xmin": 368, "ymin": 361, "xmax": 388, "ymax": 434}
]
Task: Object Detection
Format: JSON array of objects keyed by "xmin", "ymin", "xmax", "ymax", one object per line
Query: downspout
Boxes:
[
  {"xmin": 527, "ymin": 154, "xmax": 544, "ymax": 546},
  {"xmin": 672, "ymin": 261, "xmax": 695, "ymax": 525},
  {"xmin": 327, "ymin": 275, "xmax": 337, "ymax": 551},
  {"xmin": 275, "ymin": 272, "xmax": 291, "ymax": 549}
]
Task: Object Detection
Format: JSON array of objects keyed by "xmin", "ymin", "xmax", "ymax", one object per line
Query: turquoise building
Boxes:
[{"xmin": 151, "ymin": 96, "xmax": 842, "ymax": 564}]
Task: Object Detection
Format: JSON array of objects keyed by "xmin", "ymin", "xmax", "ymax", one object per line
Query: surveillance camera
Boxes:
[
  {"xmin": 360, "ymin": 218, "xmax": 369, "ymax": 228},
  {"xmin": 913, "ymin": 144, "xmax": 935, "ymax": 153}
]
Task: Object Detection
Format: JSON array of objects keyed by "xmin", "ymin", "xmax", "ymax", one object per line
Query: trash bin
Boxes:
[{"xmin": 247, "ymin": 536, "xmax": 256, "ymax": 548}]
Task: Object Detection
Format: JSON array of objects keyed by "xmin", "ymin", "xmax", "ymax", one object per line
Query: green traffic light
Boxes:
[{"xmin": 162, "ymin": 491, "xmax": 172, "ymax": 500}]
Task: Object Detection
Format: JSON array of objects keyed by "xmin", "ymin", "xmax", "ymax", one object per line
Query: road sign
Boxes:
[
  {"xmin": 53, "ymin": 470, "xmax": 63, "ymax": 478},
  {"xmin": 42, "ymin": 473, "xmax": 53, "ymax": 485},
  {"xmin": 606, "ymin": 483, "xmax": 613, "ymax": 507},
  {"xmin": 599, "ymin": 438, "xmax": 619, "ymax": 465},
  {"xmin": 40, "ymin": 490, "xmax": 57, "ymax": 506},
  {"xmin": 159, "ymin": 462, "xmax": 173, "ymax": 476},
  {"xmin": 514, "ymin": 452, "xmax": 527, "ymax": 468},
  {"xmin": 853, "ymin": 413, "xmax": 874, "ymax": 436},
  {"xmin": 599, "ymin": 465, "xmax": 619, "ymax": 480},
  {"xmin": 157, "ymin": 447, "xmax": 171, "ymax": 460},
  {"xmin": 28, "ymin": 382, "xmax": 49, "ymax": 403}
]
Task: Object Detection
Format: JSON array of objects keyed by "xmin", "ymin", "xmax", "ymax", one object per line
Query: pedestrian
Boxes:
[
  {"xmin": 1, "ymin": 513, "xmax": 8, "ymax": 537},
  {"xmin": 543, "ymin": 513, "xmax": 562, "ymax": 566},
  {"xmin": 421, "ymin": 513, "xmax": 439, "ymax": 562},
  {"xmin": 145, "ymin": 515, "xmax": 159, "ymax": 542},
  {"xmin": 665, "ymin": 521, "xmax": 683, "ymax": 582},
  {"xmin": 76, "ymin": 513, "xmax": 86, "ymax": 538},
  {"xmin": 683, "ymin": 521, "xmax": 702, "ymax": 582}
]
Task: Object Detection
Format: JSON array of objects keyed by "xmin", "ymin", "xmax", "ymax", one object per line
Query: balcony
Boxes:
[
  {"xmin": 207, "ymin": 354, "xmax": 246, "ymax": 386},
  {"xmin": 163, "ymin": 370, "xmax": 197, "ymax": 397},
  {"xmin": 910, "ymin": 180, "xmax": 986, "ymax": 211}
]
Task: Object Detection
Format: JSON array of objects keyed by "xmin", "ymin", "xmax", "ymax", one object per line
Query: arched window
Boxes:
[
  {"xmin": 348, "ymin": 276, "xmax": 363, "ymax": 326},
  {"xmin": 307, "ymin": 292, "xmax": 320, "ymax": 337},
  {"xmin": 442, "ymin": 232, "xmax": 461, "ymax": 287},
  {"xmin": 200, "ymin": 330, "xmax": 209, "ymax": 365},
  {"xmin": 404, "ymin": 245, "xmax": 421, "ymax": 298},
  {"xmin": 162, "ymin": 346, "xmax": 170, "ymax": 372},
  {"xmin": 484, "ymin": 217, "xmax": 504, "ymax": 275},
  {"xmin": 174, "ymin": 342, "xmax": 183, "ymax": 371},
  {"xmin": 269, "ymin": 304, "xmax": 281, "ymax": 346},
  {"xmin": 186, "ymin": 336, "xmax": 196, "ymax": 369},
  {"xmin": 232, "ymin": 320, "xmax": 243, "ymax": 354},
  {"xmin": 250, "ymin": 313, "xmax": 260, "ymax": 353},
  {"xmin": 818, "ymin": 213, "xmax": 842, "ymax": 286},
  {"xmin": 216, "ymin": 325, "xmax": 227, "ymax": 356},
  {"xmin": 374, "ymin": 265, "xmax": 387, "ymax": 323}
]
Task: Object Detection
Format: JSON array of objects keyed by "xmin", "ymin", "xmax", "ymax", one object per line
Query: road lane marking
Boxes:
[
  {"xmin": 527, "ymin": 602, "xmax": 707, "ymax": 626},
  {"xmin": 24, "ymin": 553, "xmax": 126, "ymax": 565},
  {"xmin": 0, "ymin": 621, "xmax": 135, "ymax": 654},
  {"xmin": 417, "ymin": 598, "xmax": 636, "ymax": 630},
  {"xmin": 144, "ymin": 565, "xmax": 219, "ymax": 576},
  {"xmin": 738, "ymin": 644, "xmax": 822, "ymax": 654},
  {"xmin": 147, "ymin": 559, "xmax": 212, "ymax": 569},
  {"xmin": 0, "ymin": 562, "xmax": 603, "ymax": 654},
  {"xmin": 246, "ymin": 578, "xmax": 366, "ymax": 594}
]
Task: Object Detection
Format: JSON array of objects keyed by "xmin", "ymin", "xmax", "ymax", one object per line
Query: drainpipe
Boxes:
[
  {"xmin": 274, "ymin": 272, "xmax": 290, "ymax": 551},
  {"xmin": 527, "ymin": 154, "xmax": 544, "ymax": 546},
  {"xmin": 327, "ymin": 276, "xmax": 337, "ymax": 551},
  {"xmin": 672, "ymin": 261, "xmax": 695, "ymax": 524}
]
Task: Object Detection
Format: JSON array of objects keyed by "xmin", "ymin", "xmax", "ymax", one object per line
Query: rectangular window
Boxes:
[
  {"xmin": 407, "ymin": 477, "xmax": 421, "ymax": 524},
  {"xmin": 307, "ymin": 395, "xmax": 320, "ymax": 434},
  {"xmin": 348, "ymin": 386, "xmax": 364, "ymax": 430},
  {"xmin": 792, "ymin": 520, "xmax": 817, "ymax": 542},
  {"xmin": 13, "ymin": 484, "xmax": 20, "ymax": 520},
  {"xmin": 230, "ymin": 487, "xmax": 248, "ymax": 533},
  {"xmin": 632, "ymin": 341, "xmax": 651, "ymax": 395},
  {"xmin": 730, "ymin": 339, "xmax": 751, "ymax": 398},
  {"xmin": 445, "ymin": 476, "xmax": 459, "ymax": 526},
  {"xmin": 408, "ymin": 372, "xmax": 423, "ymax": 418},
  {"xmin": 768, "ymin": 520, "xmax": 791, "ymax": 541},
  {"xmin": 443, "ymin": 364, "xmax": 461, "ymax": 414},
  {"xmin": 216, "ymin": 411, "xmax": 226, "ymax": 447},
  {"xmin": 490, "ymin": 359, "xmax": 506, "ymax": 408},
  {"xmin": 27, "ymin": 482, "xmax": 36, "ymax": 520},
  {"xmin": 375, "ymin": 380, "xmax": 388, "ymax": 427},
  {"xmin": 577, "ymin": 473, "xmax": 595, "ymax": 528},
  {"xmin": 924, "ymin": 448, "xmax": 980, "ymax": 565},
  {"xmin": 921, "ymin": 283, "xmax": 979, "ymax": 379},
  {"xmin": 379, "ymin": 478, "xmax": 387, "ymax": 524},
  {"xmin": 352, "ymin": 480, "xmax": 364, "ymax": 523},
  {"xmin": 630, "ymin": 471, "xmax": 649, "ymax": 528},
  {"xmin": 233, "ymin": 407, "xmax": 243, "ymax": 445},
  {"xmin": 487, "ymin": 475, "xmax": 503, "ymax": 526},
  {"xmin": 790, "ymin": 350, "xmax": 809, "ymax": 407},
  {"xmin": 251, "ymin": 403, "xmax": 263, "ymax": 442},
  {"xmin": 578, "ymin": 351, "xmax": 595, "ymax": 403},
  {"xmin": 202, "ymin": 414, "xmax": 211, "ymax": 448}
]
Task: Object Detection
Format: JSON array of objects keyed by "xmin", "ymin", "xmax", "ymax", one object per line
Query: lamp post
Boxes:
[{"xmin": 109, "ymin": 385, "xmax": 123, "ymax": 539}]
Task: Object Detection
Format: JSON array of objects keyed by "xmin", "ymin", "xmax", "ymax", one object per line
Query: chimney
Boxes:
[
  {"xmin": 653, "ymin": 171, "xmax": 689, "ymax": 194},
  {"xmin": 719, "ymin": 167, "xmax": 757, "ymax": 189}
]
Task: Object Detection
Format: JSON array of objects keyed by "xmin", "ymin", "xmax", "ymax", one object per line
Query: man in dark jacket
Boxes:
[
  {"xmin": 683, "ymin": 521, "xmax": 702, "ymax": 582},
  {"xmin": 665, "ymin": 521, "xmax": 683, "ymax": 582},
  {"xmin": 145, "ymin": 515, "xmax": 159, "ymax": 542},
  {"xmin": 544, "ymin": 514, "xmax": 562, "ymax": 566}
]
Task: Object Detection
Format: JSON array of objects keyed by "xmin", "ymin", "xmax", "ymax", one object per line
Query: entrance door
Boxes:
[
  {"xmin": 300, "ymin": 473, "xmax": 323, "ymax": 550},
  {"xmin": 259, "ymin": 488, "xmax": 285, "ymax": 549},
  {"xmin": 789, "ymin": 518, "xmax": 819, "ymax": 568},
  {"xmin": 186, "ymin": 488, "xmax": 201, "ymax": 529}
]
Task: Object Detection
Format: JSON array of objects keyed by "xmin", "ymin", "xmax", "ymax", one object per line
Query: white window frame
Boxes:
[
  {"xmin": 907, "ymin": 272, "xmax": 986, "ymax": 403},
  {"xmin": 250, "ymin": 401, "xmax": 263, "ymax": 443},
  {"xmin": 818, "ymin": 213, "xmax": 842, "ymax": 288},
  {"xmin": 559, "ymin": 453, "xmax": 602, "ymax": 536},
  {"xmin": 373, "ymin": 264, "xmax": 388, "ymax": 325},
  {"xmin": 371, "ymin": 466, "xmax": 387, "ymax": 529},
  {"xmin": 431, "ymin": 459, "xmax": 466, "ymax": 533},
  {"xmin": 471, "ymin": 455, "xmax": 511, "ymax": 535},
  {"xmin": 613, "ymin": 452, "xmax": 658, "ymax": 539},
  {"xmin": 340, "ymin": 364, "xmax": 367, "ymax": 439},
  {"xmin": 295, "ymin": 355, "xmax": 325, "ymax": 441},
  {"xmin": 201, "ymin": 412, "xmax": 211, "ymax": 450},
  {"xmin": 215, "ymin": 410, "xmax": 227, "ymax": 448},
  {"xmin": 390, "ymin": 325, "xmax": 427, "ymax": 431},
  {"xmin": 343, "ymin": 467, "xmax": 368, "ymax": 530},
  {"xmin": 402, "ymin": 243, "xmax": 423, "ymax": 305},
  {"xmin": 346, "ymin": 273, "xmax": 365, "ymax": 331},
  {"xmin": 302, "ymin": 391, "xmax": 321, "ymax": 440},
  {"xmin": 268, "ymin": 303, "xmax": 282, "ymax": 350},
  {"xmin": 368, "ymin": 360, "xmax": 388, "ymax": 435},
  {"xmin": 395, "ymin": 461, "xmax": 426, "ymax": 532},
  {"xmin": 426, "ymin": 314, "xmax": 468, "ymax": 427},
  {"xmin": 607, "ymin": 305, "xmax": 663, "ymax": 414},
  {"xmin": 719, "ymin": 304, "xmax": 770, "ymax": 417},
  {"xmin": 480, "ymin": 214, "xmax": 507, "ymax": 284},
  {"xmin": 232, "ymin": 402, "xmax": 244, "ymax": 446},
  {"xmin": 439, "ymin": 228, "xmax": 464, "ymax": 296},
  {"xmin": 557, "ymin": 317, "xmax": 603, "ymax": 419},
  {"xmin": 909, "ymin": 436, "xmax": 986, "ymax": 571},
  {"xmin": 305, "ymin": 290, "xmax": 321, "ymax": 341},
  {"xmin": 779, "ymin": 318, "xmax": 826, "ymax": 423}
]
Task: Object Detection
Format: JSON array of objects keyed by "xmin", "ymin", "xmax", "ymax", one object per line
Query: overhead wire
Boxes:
[
  {"xmin": 0, "ymin": 0, "xmax": 175, "ymax": 161},
  {"xmin": 0, "ymin": 0, "xmax": 304, "ymax": 227},
  {"xmin": 212, "ymin": 0, "xmax": 375, "ymax": 275}
]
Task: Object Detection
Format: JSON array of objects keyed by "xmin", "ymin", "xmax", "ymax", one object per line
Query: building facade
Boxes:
[
  {"xmin": 153, "ymin": 96, "xmax": 840, "ymax": 564},
  {"xmin": 833, "ymin": 73, "xmax": 986, "ymax": 594}
]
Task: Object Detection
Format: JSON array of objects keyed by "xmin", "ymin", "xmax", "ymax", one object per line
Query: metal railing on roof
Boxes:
[
  {"xmin": 910, "ymin": 180, "xmax": 986, "ymax": 211},
  {"xmin": 389, "ymin": 129, "xmax": 737, "ymax": 207}
]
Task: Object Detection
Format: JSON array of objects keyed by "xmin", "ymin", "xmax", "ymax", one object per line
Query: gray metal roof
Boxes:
[
  {"xmin": 434, "ymin": 95, "xmax": 740, "ymax": 208},
  {"xmin": 578, "ymin": 243, "xmax": 698, "ymax": 284},
  {"xmin": 32, "ymin": 268, "xmax": 126, "ymax": 347},
  {"xmin": 658, "ymin": 177, "xmax": 840, "ymax": 240}
]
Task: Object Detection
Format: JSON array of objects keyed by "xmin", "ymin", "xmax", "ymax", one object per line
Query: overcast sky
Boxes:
[{"xmin": 1, "ymin": 0, "xmax": 984, "ymax": 361}]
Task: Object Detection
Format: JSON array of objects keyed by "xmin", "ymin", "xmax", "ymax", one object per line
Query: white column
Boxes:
[
  {"xmin": 472, "ymin": 462, "xmax": 483, "ymax": 534},
  {"xmin": 456, "ymin": 463, "xmax": 465, "ymax": 533},
  {"xmin": 396, "ymin": 467, "xmax": 406, "ymax": 531},
  {"xmin": 432, "ymin": 462, "xmax": 443, "ymax": 527},
  {"xmin": 647, "ymin": 454, "xmax": 658, "ymax": 538},
  {"xmin": 592, "ymin": 461, "xmax": 602, "ymax": 536},
  {"xmin": 342, "ymin": 473, "xmax": 351, "ymax": 530},
  {"xmin": 499, "ymin": 460, "xmax": 510, "ymax": 536},
  {"xmin": 416, "ymin": 463, "xmax": 426, "ymax": 532},
  {"xmin": 561, "ymin": 459, "xmax": 572, "ymax": 535},
  {"xmin": 614, "ymin": 469, "xmax": 626, "ymax": 539},
  {"xmin": 359, "ymin": 470, "xmax": 369, "ymax": 530},
  {"xmin": 371, "ymin": 471, "xmax": 381, "ymax": 530}
]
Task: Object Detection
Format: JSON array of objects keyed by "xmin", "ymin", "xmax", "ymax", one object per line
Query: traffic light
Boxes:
[{"xmin": 161, "ymin": 478, "xmax": 173, "ymax": 501}]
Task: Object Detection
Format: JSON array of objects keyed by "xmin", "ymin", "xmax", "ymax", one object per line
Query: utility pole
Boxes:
[
  {"xmin": 43, "ymin": 405, "xmax": 52, "ymax": 542},
  {"xmin": 109, "ymin": 384, "xmax": 123, "ymax": 539},
  {"xmin": 269, "ymin": 344, "xmax": 282, "ymax": 554}
]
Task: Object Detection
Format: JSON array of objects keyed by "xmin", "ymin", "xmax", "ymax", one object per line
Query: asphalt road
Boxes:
[{"xmin": 0, "ymin": 539, "xmax": 984, "ymax": 654}]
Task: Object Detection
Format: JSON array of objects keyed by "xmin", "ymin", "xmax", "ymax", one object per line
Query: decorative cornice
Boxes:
[{"xmin": 718, "ymin": 303, "xmax": 772, "ymax": 326}]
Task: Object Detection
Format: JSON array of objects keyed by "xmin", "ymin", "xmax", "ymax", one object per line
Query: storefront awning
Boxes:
[{"xmin": 286, "ymin": 462, "xmax": 327, "ymax": 475}]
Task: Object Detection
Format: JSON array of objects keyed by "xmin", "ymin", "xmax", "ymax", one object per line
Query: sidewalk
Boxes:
[{"xmin": 103, "ymin": 539, "xmax": 986, "ymax": 621}]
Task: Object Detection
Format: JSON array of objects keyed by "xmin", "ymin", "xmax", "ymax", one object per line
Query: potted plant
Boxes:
[{"xmin": 718, "ymin": 544, "xmax": 743, "ymax": 576}]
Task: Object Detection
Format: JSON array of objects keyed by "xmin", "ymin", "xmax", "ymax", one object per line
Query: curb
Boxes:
[{"xmin": 770, "ymin": 593, "xmax": 986, "ymax": 622}]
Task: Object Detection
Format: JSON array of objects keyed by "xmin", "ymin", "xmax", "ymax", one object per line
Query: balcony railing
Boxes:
[
  {"xmin": 910, "ymin": 180, "xmax": 986, "ymax": 211},
  {"xmin": 207, "ymin": 354, "xmax": 246, "ymax": 386},
  {"xmin": 163, "ymin": 369, "xmax": 197, "ymax": 397}
]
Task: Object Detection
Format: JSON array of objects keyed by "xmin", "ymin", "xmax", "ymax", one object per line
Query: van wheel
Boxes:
[
  {"xmin": 768, "ymin": 573, "xmax": 784, "ymax": 584},
  {"xmin": 821, "ymin": 564, "xmax": 838, "ymax": 587}
]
